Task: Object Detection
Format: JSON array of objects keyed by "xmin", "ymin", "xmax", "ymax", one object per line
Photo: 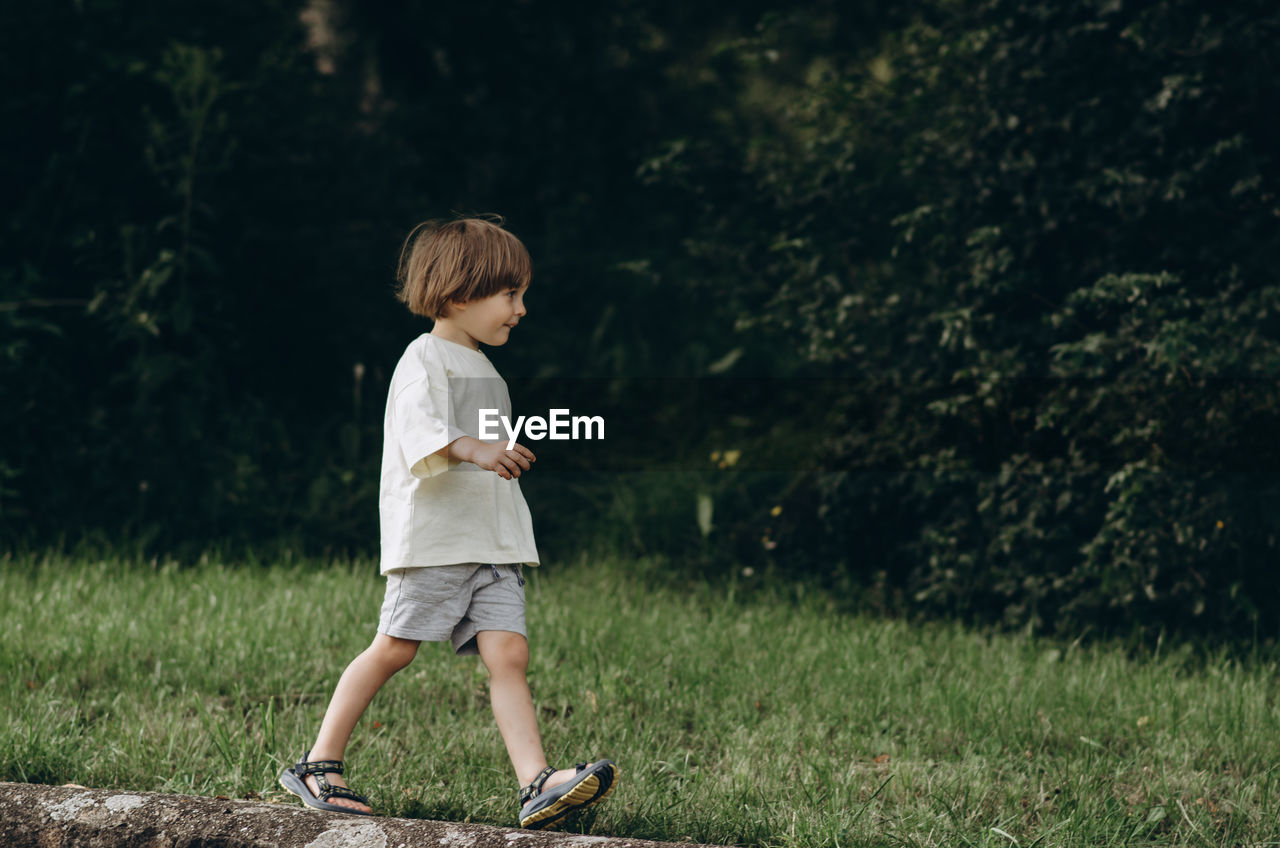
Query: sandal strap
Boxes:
[
  {"xmin": 520, "ymin": 766, "xmax": 557, "ymax": 805},
  {"xmin": 296, "ymin": 758, "xmax": 345, "ymax": 777},
  {"xmin": 293, "ymin": 752, "xmax": 368, "ymax": 807},
  {"xmin": 317, "ymin": 782, "xmax": 369, "ymax": 805}
]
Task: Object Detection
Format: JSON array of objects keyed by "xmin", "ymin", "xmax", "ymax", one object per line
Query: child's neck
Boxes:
[{"xmin": 430, "ymin": 321, "xmax": 480, "ymax": 351}]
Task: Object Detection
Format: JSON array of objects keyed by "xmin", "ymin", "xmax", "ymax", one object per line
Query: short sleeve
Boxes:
[{"xmin": 393, "ymin": 357, "xmax": 468, "ymax": 479}]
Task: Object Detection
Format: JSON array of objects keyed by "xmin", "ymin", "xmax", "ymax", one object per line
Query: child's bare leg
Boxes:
[
  {"xmin": 305, "ymin": 633, "xmax": 419, "ymax": 812},
  {"xmin": 476, "ymin": 630, "xmax": 578, "ymax": 791}
]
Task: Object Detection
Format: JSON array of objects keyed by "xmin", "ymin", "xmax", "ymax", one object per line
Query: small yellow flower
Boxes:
[
  {"xmin": 722, "ymin": 449, "xmax": 741, "ymax": 467},
  {"xmin": 710, "ymin": 451, "xmax": 721, "ymax": 463},
  {"xmin": 1216, "ymin": 520, "xmax": 1224, "ymax": 529},
  {"xmin": 770, "ymin": 505, "xmax": 783, "ymax": 517}
]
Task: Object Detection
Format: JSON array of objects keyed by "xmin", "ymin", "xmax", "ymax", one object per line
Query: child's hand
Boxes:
[{"xmin": 467, "ymin": 440, "xmax": 537, "ymax": 479}]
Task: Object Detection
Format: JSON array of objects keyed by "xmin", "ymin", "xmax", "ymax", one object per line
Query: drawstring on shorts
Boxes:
[{"xmin": 490, "ymin": 563, "xmax": 525, "ymax": 587}]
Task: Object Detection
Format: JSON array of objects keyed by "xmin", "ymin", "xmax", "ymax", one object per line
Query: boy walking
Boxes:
[{"xmin": 280, "ymin": 217, "xmax": 617, "ymax": 829}]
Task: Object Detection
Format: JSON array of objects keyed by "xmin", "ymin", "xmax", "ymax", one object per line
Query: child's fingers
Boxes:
[{"xmin": 512, "ymin": 444, "xmax": 536, "ymax": 463}]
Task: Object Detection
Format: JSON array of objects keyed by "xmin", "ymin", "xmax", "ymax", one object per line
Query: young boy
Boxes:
[{"xmin": 279, "ymin": 216, "xmax": 617, "ymax": 829}]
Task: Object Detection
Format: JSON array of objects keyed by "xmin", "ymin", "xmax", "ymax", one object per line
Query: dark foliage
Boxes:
[
  {"xmin": 3, "ymin": 0, "xmax": 1275, "ymax": 641},
  {"xmin": 650, "ymin": 0, "xmax": 1280, "ymax": 641}
]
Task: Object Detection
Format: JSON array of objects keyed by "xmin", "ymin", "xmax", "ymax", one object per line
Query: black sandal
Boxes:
[
  {"xmin": 518, "ymin": 759, "xmax": 618, "ymax": 830},
  {"xmin": 279, "ymin": 750, "xmax": 374, "ymax": 816}
]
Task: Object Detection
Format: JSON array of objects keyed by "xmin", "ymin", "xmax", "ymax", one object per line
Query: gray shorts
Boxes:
[{"xmin": 378, "ymin": 563, "xmax": 526, "ymax": 655}]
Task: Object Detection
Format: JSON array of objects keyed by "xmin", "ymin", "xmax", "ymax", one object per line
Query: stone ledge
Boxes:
[{"xmin": 0, "ymin": 782, "xmax": 721, "ymax": 848}]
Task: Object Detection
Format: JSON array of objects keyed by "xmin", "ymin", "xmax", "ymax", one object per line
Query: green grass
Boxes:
[{"xmin": 2, "ymin": 551, "xmax": 1278, "ymax": 847}]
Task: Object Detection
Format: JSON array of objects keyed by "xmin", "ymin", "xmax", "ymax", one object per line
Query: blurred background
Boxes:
[{"xmin": 3, "ymin": 0, "xmax": 1278, "ymax": 643}]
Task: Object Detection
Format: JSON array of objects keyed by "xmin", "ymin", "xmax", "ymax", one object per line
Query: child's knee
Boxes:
[
  {"xmin": 371, "ymin": 634, "xmax": 419, "ymax": 671},
  {"xmin": 479, "ymin": 631, "xmax": 528, "ymax": 675}
]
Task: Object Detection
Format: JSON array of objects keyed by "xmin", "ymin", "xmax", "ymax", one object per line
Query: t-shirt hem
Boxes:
[{"xmin": 380, "ymin": 557, "xmax": 540, "ymax": 574}]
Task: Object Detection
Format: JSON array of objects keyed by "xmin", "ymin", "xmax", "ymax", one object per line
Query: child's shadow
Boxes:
[
  {"xmin": 399, "ymin": 799, "xmax": 472, "ymax": 823},
  {"xmin": 555, "ymin": 805, "xmax": 605, "ymax": 835}
]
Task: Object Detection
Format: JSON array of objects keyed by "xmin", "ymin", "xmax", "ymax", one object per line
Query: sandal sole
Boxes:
[{"xmin": 520, "ymin": 762, "xmax": 619, "ymax": 830}]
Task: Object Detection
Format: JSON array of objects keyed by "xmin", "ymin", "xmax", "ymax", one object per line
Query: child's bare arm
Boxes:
[{"xmin": 434, "ymin": 437, "xmax": 536, "ymax": 480}]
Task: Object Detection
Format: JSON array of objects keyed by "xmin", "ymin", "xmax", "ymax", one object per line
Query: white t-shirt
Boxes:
[{"xmin": 379, "ymin": 333, "xmax": 540, "ymax": 573}]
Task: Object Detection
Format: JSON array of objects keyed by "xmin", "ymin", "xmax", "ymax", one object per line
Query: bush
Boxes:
[{"xmin": 649, "ymin": 0, "xmax": 1280, "ymax": 641}]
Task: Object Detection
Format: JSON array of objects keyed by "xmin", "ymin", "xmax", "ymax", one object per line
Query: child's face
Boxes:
[{"xmin": 448, "ymin": 284, "xmax": 528, "ymax": 348}]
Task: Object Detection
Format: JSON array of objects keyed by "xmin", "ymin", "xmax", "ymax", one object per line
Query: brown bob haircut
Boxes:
[{"xmin": 395, "ymin": 215, "xmax": 532, "ymax": 319}]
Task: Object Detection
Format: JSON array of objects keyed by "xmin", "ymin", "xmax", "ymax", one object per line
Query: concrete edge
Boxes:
[{"xmin": 0, "ymin": 781, "xmax": 723, "ymax": 848}]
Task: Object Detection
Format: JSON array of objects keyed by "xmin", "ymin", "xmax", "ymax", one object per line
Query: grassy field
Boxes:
[{"xmin": 2, "ymin": 551, "xmax": 1277, "ymax": 847}]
